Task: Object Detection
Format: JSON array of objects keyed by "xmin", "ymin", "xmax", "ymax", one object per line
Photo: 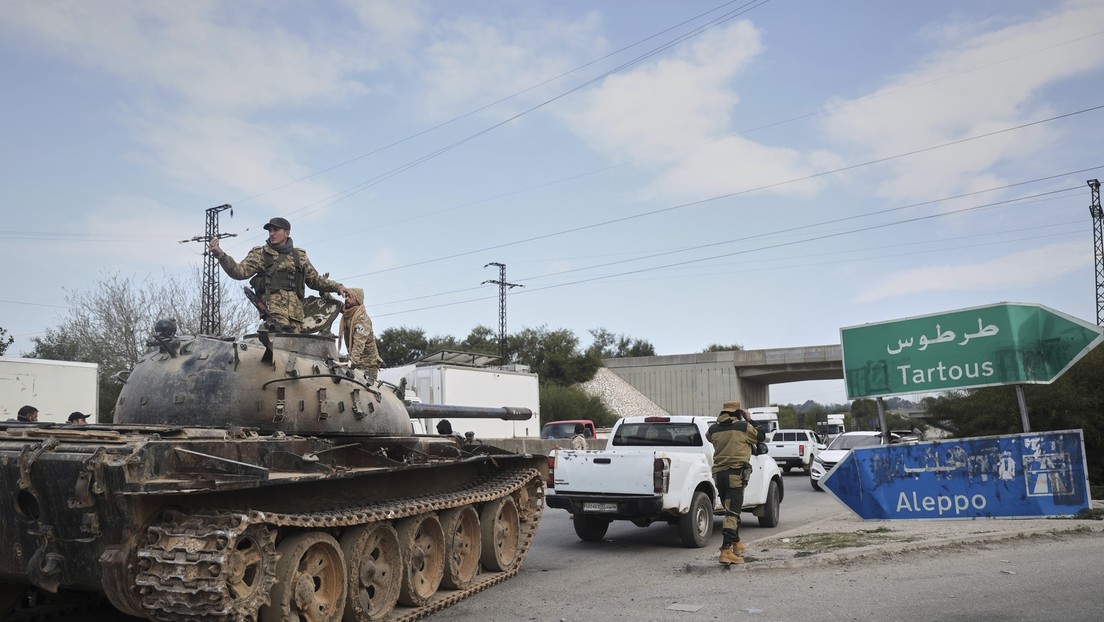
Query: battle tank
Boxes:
[{"xmin": 0, "ymin": 316, "xmax": 546, "ymax": 621}]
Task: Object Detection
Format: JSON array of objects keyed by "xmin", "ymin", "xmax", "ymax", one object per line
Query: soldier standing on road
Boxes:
[
  {"xmin": 571, "ymin": 424, "xmax": 589, "ymax": 450},
  {"xmin": 706, "ymin": 401, "xmax": 765, "ymax": 565},
  {"xmin": 209, "ymin": 217, "xmax": 348, "ymax": 332}
]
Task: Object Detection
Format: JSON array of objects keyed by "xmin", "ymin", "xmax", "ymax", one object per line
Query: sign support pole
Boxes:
[
  {"xmin": 876, "ymin": 396, "xmax": 889, "ymax": 443},
  {"xmin": 1015, "ymin": 384, "xmax": 1031, "ymax": 432}
]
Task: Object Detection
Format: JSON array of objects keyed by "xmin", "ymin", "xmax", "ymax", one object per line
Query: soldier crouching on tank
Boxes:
[
  {"xmin": 706, "ymin": 401, "xmax": 765, "ymax": 565},
  {"xmin": 338, "ymin": 287, "xmax": 383, "ymax": 384},
  {"xmin": 209, "ymin": 217, "xmax": 348, "ymax": 333}
]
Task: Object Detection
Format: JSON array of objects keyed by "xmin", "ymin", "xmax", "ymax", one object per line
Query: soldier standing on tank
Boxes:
[
  {"xmin": 338, "ymin": 287, "xmax": 383, "ymax": 384},
  {"xmin": 706, "ymin": 401, "xmax": 764, "ymax": 565},
  {"xmin": 209, "ymin": 217, "xmax": 348, "ymax": 332}
]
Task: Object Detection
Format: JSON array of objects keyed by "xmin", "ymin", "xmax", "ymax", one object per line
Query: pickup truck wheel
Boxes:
[
  {"xmin": 677, "ymin": 491, "xmax": 713, "ymax": 548},
  {"xmin": 572, "ymin": 514, "xmax": 610, "ymax": 542},
  {"xmin": 757, "ymin": 480, "xmax": 781, "ymax": 528},
  {"xmin": 811, "ymin": 477, "xmax": 822, "ymax": 492}
]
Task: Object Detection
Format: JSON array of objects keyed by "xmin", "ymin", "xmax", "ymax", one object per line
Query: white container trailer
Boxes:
[
  {"xmin": 403, "ymin": 364, "xmax": 539, "ymax": 439},
  {"xmin": 0, "ymin": 357, "xmax": 99, "ymax": 423}
]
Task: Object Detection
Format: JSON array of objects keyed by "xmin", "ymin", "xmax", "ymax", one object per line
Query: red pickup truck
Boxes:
[{"xmin": 540, "ymin": 419, "xmax": 597, "ymax": 440}]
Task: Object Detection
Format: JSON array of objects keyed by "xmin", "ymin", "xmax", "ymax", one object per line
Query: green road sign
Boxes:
[{"xmin": 841, "ymin": 303, "xmax": 1104, "ymax": 399}]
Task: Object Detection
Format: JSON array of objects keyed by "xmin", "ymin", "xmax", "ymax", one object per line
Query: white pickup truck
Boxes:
[
  {"xmin": 545, "ymin": 415, "xmax": 784, "ymax": 548},
  {"xmin": 766, "ymin": 428, "xmax": 821, "ymax": 474}
]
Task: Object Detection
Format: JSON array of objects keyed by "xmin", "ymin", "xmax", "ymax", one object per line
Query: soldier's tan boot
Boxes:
[
  {"xmin": 719, "ymin": 547, "xmax": 744, "ymax": 565},
  {"xmin": 733, "ymin": 541, "xmax": 746, "ymax": 555}
]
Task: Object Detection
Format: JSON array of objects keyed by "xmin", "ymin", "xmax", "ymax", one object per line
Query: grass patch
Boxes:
[
  {"xmin": 1076, "ymin": 507, "xmax": 1104, "ymax": 521},
  {"xmin": 782, "ymin": 527, "xmax": 901, "ymax": 552}
]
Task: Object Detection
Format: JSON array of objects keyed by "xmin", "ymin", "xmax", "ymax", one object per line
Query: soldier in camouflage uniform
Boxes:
[
  {"xmin": 706, "ymin": 401, "xmax": 765, "ymax": 565},
  {"xmin": 338, "ymin": 287, "xmax": 383, "ymax": 383},
  {"xmin": 209, "ymin": 217, "xmax": 348, "ymax": 332}
]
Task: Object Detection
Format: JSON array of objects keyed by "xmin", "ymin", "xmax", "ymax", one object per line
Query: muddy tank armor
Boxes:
[{"xmin": 0, "ymin": 326, "xmax": 546, "ymax": 621}]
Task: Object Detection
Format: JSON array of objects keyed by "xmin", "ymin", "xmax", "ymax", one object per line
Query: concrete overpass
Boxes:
[{"xmin": 602, "ymin": 345, "xmax": 843, "ymax": 417}]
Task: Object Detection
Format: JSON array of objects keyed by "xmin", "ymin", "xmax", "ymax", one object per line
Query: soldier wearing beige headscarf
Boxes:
[{"xmin": 339, "ymin": 288, "xmax": 383, "ymax": 383}]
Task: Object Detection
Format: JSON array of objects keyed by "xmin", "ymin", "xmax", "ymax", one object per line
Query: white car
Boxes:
[{"xmin": 810, "ymin": 431, "xmax": 897, "ymax": 491}]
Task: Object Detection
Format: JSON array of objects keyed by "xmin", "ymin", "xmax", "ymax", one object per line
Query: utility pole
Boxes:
[
  {"xmin": 482, "ymin": 262, "xmax": 522, "ymax": 363},
  {"xmin": 180, "ymin": 204, "xmax": 235, "ymax": 335},
  {"xmin": 1090, "ymin": 179, "xmax": 1103, "ymax": 325}
]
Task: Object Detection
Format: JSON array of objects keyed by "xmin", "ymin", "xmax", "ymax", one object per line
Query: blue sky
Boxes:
[{"xmin": 2, "ymin": 0, "xmax": 1101, "ymax": 405}]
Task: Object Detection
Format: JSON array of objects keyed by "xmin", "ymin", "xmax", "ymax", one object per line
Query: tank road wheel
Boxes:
[
  {"xmin": 479, "ymin": 496, "xmax": 520, "ymax": 572},
  {"xmin": 340, "ymin": 522, "xmax": 402, "ymax": 622},
  {"xmin": 261, "ymin": 532, "xmax": 347, "ymax": 622},
  {"xmin": 396, "ymin": 514, "xmax": 446, "ymax": 607},
  {"xmin": 223, "ymin": 524, "xmax": 279, "ymax": 617},
  {"xmin": 439, "ymin": 505, "xmax": 482, "ymax": 590}
]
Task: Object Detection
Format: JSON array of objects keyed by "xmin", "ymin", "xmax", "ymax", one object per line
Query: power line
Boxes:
[
  {"xmin": 284, "ymin": 1, "xmax": 775, "ymax": 222},
  {"xmin": 231, "ymin": 0, "xmax": 769, "ymax": 207},
  {"xmin": 337, "ymin": 105, "xmax": 1104, "ymax": 281},
  {"xmin": 370, "ymin": 185, "xmax": 1086, "ymax": 318}
]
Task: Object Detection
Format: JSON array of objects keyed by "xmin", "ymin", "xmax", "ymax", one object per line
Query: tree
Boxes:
[
  {"xmin": 539, "ymin": 384, "xmax": 616, "ymax": 426},
  {"xmin": 587, "ymin": 328, "xmax": 656, "ymax": 358},
  {"xmin": 25, "ymin": 269, "xmax": 253, "ymax": 420},
  {"xmin": 510, "ymin": 325, "xmax": 601, "ymax": 386},
  {"xmin": 0, "ymin": 326, "xmax": 13, "ymax": 356},
  {"xmin": 377, "ymin": 327, "xmax": 430, "ymax": 366},
  {"xmin": 460, "ymin": 325, "xmax": 499, "ymax": 355},
  {"xmin": 923, "ymin": 347, "xmax": 1104, "ymax": 484},
  {"xmin": 703, "ymin": 343, "xmax": 744, "ymax": 352}
]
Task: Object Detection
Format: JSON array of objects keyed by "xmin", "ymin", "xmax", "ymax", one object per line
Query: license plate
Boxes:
[{"xmin": 582, "ymin": 502, "xmax": 618, "ymax": 513}]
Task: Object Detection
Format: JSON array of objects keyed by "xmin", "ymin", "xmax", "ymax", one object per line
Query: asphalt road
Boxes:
[{"xmin": 28, "ymin": 472, "xmax": 1104, "ymax": 621}]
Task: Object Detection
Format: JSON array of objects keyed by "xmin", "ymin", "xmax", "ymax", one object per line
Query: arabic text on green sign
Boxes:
[{"xmin": 840, "ymin": 303, "xmax": 1103, "ymax": 399}]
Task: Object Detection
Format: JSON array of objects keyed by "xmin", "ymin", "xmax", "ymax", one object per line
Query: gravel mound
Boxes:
[{"xmin": 578, "ymin": 367, "xmax": 669, "ymax": 419}]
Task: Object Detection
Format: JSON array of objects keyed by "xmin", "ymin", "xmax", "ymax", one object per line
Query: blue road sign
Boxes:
[{"xmin": 821, "ymin": 430, "xmax": 1090, "ymax": 520}]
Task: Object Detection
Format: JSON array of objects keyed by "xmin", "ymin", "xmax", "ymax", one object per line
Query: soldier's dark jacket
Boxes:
[{"xmin": 706, "ymin": 412, "xmax": 765, "ymax": 474}]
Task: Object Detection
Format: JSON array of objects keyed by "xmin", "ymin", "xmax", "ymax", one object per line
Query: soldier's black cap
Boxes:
[
  {"xmin": 68, "ymin": 411, "xmax": 88, "ymax": 422},
  {"xmin": 264, "ymin": 217, "xmax": 291, "ymax": 231}
]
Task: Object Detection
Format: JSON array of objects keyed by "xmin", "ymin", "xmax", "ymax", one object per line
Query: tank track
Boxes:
[{"xmin": 134, "ymin": 466, "xmax": 543, "ymax": 622}]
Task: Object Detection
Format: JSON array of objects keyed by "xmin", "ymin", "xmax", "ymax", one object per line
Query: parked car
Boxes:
[{"xmin": 810, "ymin": 431, "xmax": 898, "ymax": 491}]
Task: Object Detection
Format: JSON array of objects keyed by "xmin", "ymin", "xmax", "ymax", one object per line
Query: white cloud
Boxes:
[
  {"xmin": 416, "ymin": 11, "xmax": 604, "ymax": 119},
  {"xmin": 856, "ymin": 241, "xmax": 1087, "ymax": 302},
  {"xmin": 1, "ymin": 1, "xmax": 377, "ymax": 111},
  {"xmin": 131, "ymin": 111, "xmax": 336, "ymax": 216},
  {"xmin": 560, "ymin": 20, "xmax": 834, "ymax": 200},
  {"xmin": 820, "ymin": 0, "xmax": 1104, "ymax": 201}
]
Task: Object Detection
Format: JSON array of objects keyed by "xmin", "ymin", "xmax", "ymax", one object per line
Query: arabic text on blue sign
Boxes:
[{"xmin": 821, "ymin": 430, "xmax": 1090, "ymax": 520}]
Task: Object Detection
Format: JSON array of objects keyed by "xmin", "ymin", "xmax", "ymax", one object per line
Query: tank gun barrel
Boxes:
[{"xmin": 406, "ymin": 403, "xmax": 533, "ymax": 420}]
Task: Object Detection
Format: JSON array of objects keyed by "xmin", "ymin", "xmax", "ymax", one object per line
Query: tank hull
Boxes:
[{"xmin": 0, "ymin": 331, "xmax": 547, "ymax": 621}]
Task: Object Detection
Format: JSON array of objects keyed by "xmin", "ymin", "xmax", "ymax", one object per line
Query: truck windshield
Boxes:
[
  {"xmin": 828, "ymin": 434, "xmax": 882, "ymax": 450},
  {"xmin": 611, "ymin": 423, "xmax": 702, "ymax": 447},
  {"xmin": 540, "ymin": 423, "xmax": 577, "ymax": 439}
]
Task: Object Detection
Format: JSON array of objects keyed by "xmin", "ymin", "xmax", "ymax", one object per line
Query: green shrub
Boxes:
[{"xmin": 539, "ymin": 383, "xmax": 616, "ymax": 427}]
